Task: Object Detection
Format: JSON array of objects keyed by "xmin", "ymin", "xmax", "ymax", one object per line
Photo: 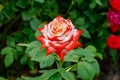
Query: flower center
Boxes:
[{"xmin": 52, "ymin": 21, "xmax": 66, "ymax": 36}]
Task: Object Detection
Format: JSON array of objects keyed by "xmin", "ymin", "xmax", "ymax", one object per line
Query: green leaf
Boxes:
[
  {"xmin": 28, "ymin": 33, "xmax": 35, "ymax": 41},
  {"xmin": 13, "ymin": 32, "xmax": 23, "ymax": 42},
  {"xmin": 21, "ymin": 41, "xmax": 54, "ymax": 68},
  {"xmin": 109, "ymin": 49, "xmax": 118, "ymax": 62},
  {"xmin": 77, "ymin": 0, "xmax": 84, "ymax": 5},
  {"xmin": 30, "ymin": 18, "xmax": 40, "ymax": 31},
  {"xmin": 75, "ymin": 17, "xmax": 85, "ymax": 26},
  {"xmin": 20, "ymin": 54, "xmax": 29, "ymax": 65},
  {"xmin": 81, "ymin": 57, "xmax": 95, "ymax": 62},
  {"xmin": 82, "ymin": 29, "xmax": 91, "ymax": 38},
  {"xmin": 39, "ymin": 55, "xmax": 55, "ymax": 68},
  {"xmin": 95, "ymin": 52, "xmax": 103, "ymax": 60},
  {"xmin": 64, "ymin": 50, "xmax": 79, "ymax": 62},
  {"xmin": 22, "ymin": 28, "xmax": 33, "ymax": 35},
  {"xmin": 25, "ymin": 45, "xmax": 41, "ymax": 57},
  {"xmin": 16, "ymin": 0, "xmax": 27, "ymax": 8},
  {"xmin": 35, "ymin": 29, "xmax": 41, "ymax": 37},
  {"xmin": 39, "ymin": 69, "xmax": 58, "ymax": 80},
  {"xmin": 18, "ymin": 41, "xmax": 41, "ymax": 47},
  {"xmin": 7, "ymin": 37, "xmax": 16, "ymax": 47},
  {"xmin": 18, "ymin": 43, "xmax": 30, "ymax": 47},
  {"xmin": 49, "ymin": 73, "xmax": 62, "ymax": 80},
  {"xmin": 28, "ymin": 61, "xmax": 35, "ymax": 70},
  {"xmin": 31, "ymin": 49, "xmax": 45, "ymax": 62},
  {"xmin": 0, "ymin": 4, "xmax": 3, "ymax": 12},
  {"xmin": 79, "ymin": 27, "xmax": 91, "ymax": 38},
  {"xmin": 12, "ymin": 48, "xmax": 19, "ymax": 60},
  {"xmin": 0, "ymin": 77, "xmax": 5, "ymax": 80},
  {"xmin": 95, "ymin": 0, "xmax": 103, "ymax": 6},
  {"xmin": 1, "ymin": 46, "xmax": 18, "ymax": 61},
  {"xmin": 31, "ymin": 49, "xmax": 55, "ymax": 68},
  {"xmin": 16, "ymin": 46, "xmax": 23, "ymax": 52},
  {"xmin": 77, "ymin": 61, "xmax": 96, "ymax": 80},
  {"xmin": 22, "ymin": 11, "xmax": 32, "ymax": 20},
  {"xmin": 69, "ymin": 10, "xmax": 78, "ymax": 19},
  {"xmin": 35, "ymin": 0, "xmax": 45, "ymax": 3},
  {"xmin": 90, "ymin": 59, "xmax": 100, "ymax": 75},
  {"xmin": 59, "ymin": 68, "xmax": 75, "ymax": 80},
  {"xmin": 85, "ymin": 46, "xmax": 103, "ymax": 60},
  {"xmin": 4, "ymin": 52, "xmax": 14, "ymax": 67},
  {"xmin": 23, "ymin": 69, "xmax": 58, "ymax": 80},
  {"xmin": 1, "ymin": 47, "xmax": 13, "ymax": 55},
  {"xmin": 27, "ymin": 41, "xmax": 41, "ymax": 47},
  {"xmin": 16, "ymin": 77, "xmax": 23, "ymax": 80},
  {"xmin": 75, "ymin": 48, "xmax": 96, "ymax": 57},
  {"xmin": 89, "ymin": 2, "xmax": 96, "ymax": 9},
  {"xmin": 11, "ymin": 3, "xmax": 18, "ymax": 12},
  {"xmin": 85, "ymin": 45, "xmax": 97, "ymax": 53},
  {"xmin": 81, "ymin": 58, "xmax": 100, "ymax": 75}
]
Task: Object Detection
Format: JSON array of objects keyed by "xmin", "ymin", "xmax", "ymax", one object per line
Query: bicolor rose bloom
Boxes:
[
  {"xmin": 107, "ymin": 10, "xmax": 120, "ymax": 32},
  {"xmin": 110, "ymin": 0, "xmax": 120, "ymax": 12},
  {"xmin": 107, "ymin": 35, "xmax": 120, "ymax": 50},
  {"xmin": 37, "ymin": 16, "xmax": 82, "ymax": 61}
]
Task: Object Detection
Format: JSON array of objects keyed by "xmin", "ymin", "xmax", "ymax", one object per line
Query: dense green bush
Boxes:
[{"xmin": 0, "ymin": 0, "xmax": 113, "ymax": 80}]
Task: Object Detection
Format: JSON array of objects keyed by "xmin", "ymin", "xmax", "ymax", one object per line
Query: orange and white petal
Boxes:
[
  {"xmin": 73, "ymin": 29, "xmax": 82, "ymax": 41},
  {"xmin": 36, "ymin": 36, "xmax": 49, "ymax": 47},
  {"xmin": 48, "ymin": 41, "xmax": 69, "ymax": 51},
  {"xmin": 65, "ymin": 40, "xmax": 77, "ymax": 51},
  {"xmin": 58, "ymin": 49, "xmax": 67, "ymax": 62},
  {"xmin": 46, "ymin": 47, "xmax": 56, "ymax": 56}
]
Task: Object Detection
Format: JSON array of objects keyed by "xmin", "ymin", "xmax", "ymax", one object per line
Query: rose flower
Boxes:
[
  {"xmin": 107, "ymin": 35, "xmax": 120, "ymax": 50},
  {"xmin": 110, "ymin": 0, "xmax": 120, "ymax": 12},
  {"xmin": 37, "ymin": 16, "xmax": 82, "ymax": 61},
  {"xmin": 107, "ymin": 10, "xmax": 120, "ymax": 32}
]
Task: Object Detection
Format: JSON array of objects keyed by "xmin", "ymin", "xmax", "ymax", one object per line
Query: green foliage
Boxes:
[
  {"xmin": 77, "ymin": 61, "xmax": 95, "ymax": 80},
  {"xmin": 59, "ymin": 68, "xmax": 75, "ymax": 80},
  {"xmin": 18, "ymin": 41, "xmax": 55, "ymax": 68},
  {"xmin": 23, "ymin": 69, "xmax": 58, "ymax": 80},
  {"xmin": 0, "ymin": 0, "xmax": 113, "ymax": 80},
  {"xmin": 20, "ymin": 44, "xmax": 102, "ymax": 80},
  {"xmin": 4, "ymin": 50, "xmax": 14, "ymax": 67},
  {"xmin": 95, "ymin": 0, "xmax": 103, "ymax": 6},
  {"xmin": 64, "ymin": 50, "xmax": 79, "ymax": 62},
  {"xmin": 49, "ymin": 73, "xmax": 62, "ymax": 80},
  {"xmin": 1, "ymin": 47, "xmax": 16, "ymax": 67},
  {"xmin": 0, "ymin": 77, "xmax": 5, "ymax": 80},
  {"xmin": 35, "ymin": 0, "xmax": 45, "ymax": 3},
  {"xmin": 109, "ymin": 49, "xmax": 118, "ymax": 62},
  {"xmin": 30, "ymin": 18, "xmax": 40, "ymax": 31}
]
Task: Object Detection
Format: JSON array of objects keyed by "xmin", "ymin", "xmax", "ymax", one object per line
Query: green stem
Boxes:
[
  {"xmin": 30, "ymin": 0, "xmax": 34, "ymax": 11},
  {"xmin": 2, "ymin": 14, "xmax": 21, "ymax": 47},
  {"xmin": 9, "ymin": 21, "xmax": 22, "ymax": 36},
  {"xmin": 66, "ymin": 64, "xmax": 77, "ymax": 72},
  {"xmin": 64, "ymin": 0, "xmax": 76, "ymax": 16},
  {"xmin": 54, "ymin": 55, "xmax": 63, "ymax": 68}
]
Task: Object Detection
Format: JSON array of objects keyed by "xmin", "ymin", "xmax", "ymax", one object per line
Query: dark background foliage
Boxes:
[{"xmin": 1, "ymin": 0, "xmax": 120, "ymax": 80}]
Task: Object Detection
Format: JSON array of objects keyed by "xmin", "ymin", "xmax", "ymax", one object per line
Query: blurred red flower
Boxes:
[
  {"xmin": 37, "ymin": 16, "xmax": 82, "ymax": 61},
  {"xmin": 107, "ymin": 35, "xmax": 120, "ymax": 50},
  {"xmin": 107, "ymin": 10, "xmax": 120, "ymax": 32},
  {"xmin": 110, "ymin": 0, "xmax": 120, "ymax": 12}
]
